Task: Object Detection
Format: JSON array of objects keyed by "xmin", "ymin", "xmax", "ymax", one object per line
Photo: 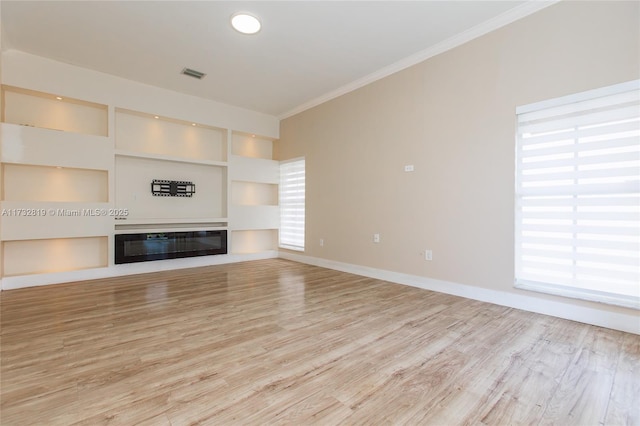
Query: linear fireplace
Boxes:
[{"xmin": 115, "ymin": 230, "xmax": 227, "ymax": 264}]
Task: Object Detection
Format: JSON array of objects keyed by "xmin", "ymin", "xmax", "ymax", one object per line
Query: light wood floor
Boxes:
[{"xmin": 1, "ymin": 259, "xmax": 638, "ymax": 425}]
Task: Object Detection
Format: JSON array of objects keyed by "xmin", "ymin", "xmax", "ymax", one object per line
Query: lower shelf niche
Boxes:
[
  {"xmin": 2, "ymin": 236, "xmax": 108, "ymax": 277},
  {"xmin": 231, "ymin": 229, "xmax": 278, "ymax": 254}
]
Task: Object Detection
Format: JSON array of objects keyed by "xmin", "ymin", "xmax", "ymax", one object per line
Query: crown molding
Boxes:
[{"xmin": 279, "ymin": 0, "xmax": 560, "ymax": 120}]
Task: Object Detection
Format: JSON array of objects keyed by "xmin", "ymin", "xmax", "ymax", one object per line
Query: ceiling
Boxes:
[{"xmin": 2, "ymin": 1, "xmax": 541, "ymax": 118}]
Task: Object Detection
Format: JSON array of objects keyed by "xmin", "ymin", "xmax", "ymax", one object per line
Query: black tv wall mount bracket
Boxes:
[{"xmin": 151, "ymin": 179, "xmax": 196, "ymax": 197}]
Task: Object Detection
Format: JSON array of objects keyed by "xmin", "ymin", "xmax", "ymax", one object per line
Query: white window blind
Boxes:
[
  {"xmin": 515, "ymin": 80, "xmax": 640, "ymax": 309},
  {"xmin": 279, "ymin": 158, "xmax": 305, "ymax": 251}
]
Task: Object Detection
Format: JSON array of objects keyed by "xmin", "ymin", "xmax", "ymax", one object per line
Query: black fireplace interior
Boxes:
[{"xmin": 115, "ymin": 230, "xmax": 227, "ymax": 264}]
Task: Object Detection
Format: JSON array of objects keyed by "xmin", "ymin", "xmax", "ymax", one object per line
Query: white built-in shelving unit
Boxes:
[
  {"xmin": 1, "ymin": 86, "xmax": 111, "ymax": 278},
  {"xmin": 228, "ymin": 132, "xmax": 279, "ymax": 254},
  {"xmin": 0, "ymin": 84, "xmax": 280, "ymax": 288}
]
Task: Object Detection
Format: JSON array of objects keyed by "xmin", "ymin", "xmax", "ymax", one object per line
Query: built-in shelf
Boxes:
[
  {"xmin": 229, "ymin": 155, "xmax": 279, "ymax": 184},
  {"xmin": 115, "ymin": 218, "xmax": 228, "ymax": 227},
  {"xmin": 0, "ymin": 86, "xmax": 111, "ymax": 282},
  {"xmin": 0, "ymin": 201, "xmax": 112, "ymax": 241},
  {"xmin": 2, "ymin": 164, "xmax": 109, "ymax": 203},
  {"xmin": 1, "ymin": 85, "xmax": 108, "ymax": 136},
  {"xmin": 232, "ymin": 132, "xmax": 274, "ymax": 159},
  {"xmin": 231, "ymin": 181, "xmax": 278, "ymax": 206},
  {"xmin": 114, "ymin": 225, "xmax": 227, "ymax": 234},
  {"xmin": 2, "ymin": 236, "xmax": 108, "ymax": 277},
  {"xmin": 115, "ymin": 150, "xmax": 227, "ymax": 167},
  {"xmin": 0, "ymin": 123, "xmax": 111, "ymax": 170},
  {"xmin": 231, "ymin": 230, "xmax": 278, "ymax": 254},
  {"xmin": 115, "ymin": 108, "xmax": 227, "ymax": 163}
]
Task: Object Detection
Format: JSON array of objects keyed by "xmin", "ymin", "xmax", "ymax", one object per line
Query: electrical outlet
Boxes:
[
  {"xmin": 373, "ymin": 233, "xmax": 380, "ymax": 243},
  {"xmin": 425, "ymin": 250, "xmax": 433, "ymax": 261},
  {"xmin": 404, "ymin": 165, "xmax": 414, "ymax": 172}
]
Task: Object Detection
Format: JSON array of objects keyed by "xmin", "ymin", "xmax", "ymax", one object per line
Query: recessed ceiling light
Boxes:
[
  {"xmin": 55, "ymin": 96, "xmax": 63, "ymax": 100},
  {"xmin": 192, "ymin": 123, "xmax": 197, "ymax": 126},
  {"xmin": 231, "ymin": 13, "xmax": 261, "ymax": 35},
  {"xmin": 154, "ymin": 116, "xmax": 159, "ymax": 119}
]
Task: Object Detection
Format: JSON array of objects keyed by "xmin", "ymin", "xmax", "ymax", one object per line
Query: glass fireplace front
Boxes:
[{"xmin": 115, "ymin": 230, "xmax": 227, "ymax": 264}]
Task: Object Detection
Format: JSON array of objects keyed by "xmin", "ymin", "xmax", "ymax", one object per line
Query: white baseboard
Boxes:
[
  {"xmin": 279, "ymin": 252, "xmax": 640, "ymax": 335},
  {"xmin": 1, "ymin": 251, "xmax": 278, "ymax": 290}
]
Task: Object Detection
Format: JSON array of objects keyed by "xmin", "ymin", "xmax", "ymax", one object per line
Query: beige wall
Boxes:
[{"xmin": 277, "ymin": 1, "xmax": 639, "ymax": 315}]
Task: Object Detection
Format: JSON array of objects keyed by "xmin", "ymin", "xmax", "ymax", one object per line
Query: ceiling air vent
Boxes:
[{"xmin": 181, "ymin": 67, "xmax": 206, "ymax": 80}]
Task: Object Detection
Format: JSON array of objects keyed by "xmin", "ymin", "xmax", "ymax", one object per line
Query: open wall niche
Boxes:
[
  {"xmin": 232, "ymin": 132, "xmax": 274, "ymax": 159},
  {"xmin": 231, "ymin": 181, "xmax": 278, "ymax": 206},
  {"xmin": 231, "ymin": 230, "xmax": 278, "ymax": 254},
  {"xmin": 115, "ymin": 155, "xmax": 226, "ymax": 221},
  {"xmin": 2, "ymin": 163, "xmax": 109, "ymax": 203},
  {"xmin": 1, "ymin": 85, "xmax": 108, "ymax": 136},
  {"xmin": 2, "ymin": 236, "xmax": 108, "ymax": 277},
  {"xmin": 115, "ymin": 109, "xmax": 226, "ymax": 163}
]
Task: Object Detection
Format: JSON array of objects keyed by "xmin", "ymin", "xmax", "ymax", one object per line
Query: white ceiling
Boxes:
[{"xmin": 2, "ymin": 1, "xmax": 542, "ymax": 118}]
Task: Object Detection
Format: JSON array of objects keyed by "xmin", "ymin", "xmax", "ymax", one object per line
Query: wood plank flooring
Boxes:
[{"xmin": 1, "ymin": 259, "xmax": 638, "ymax": 425}]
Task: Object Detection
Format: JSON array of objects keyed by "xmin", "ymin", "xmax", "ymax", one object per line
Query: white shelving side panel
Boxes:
[
  {"xmin": 115, "ymin": 150, "xmax": 227, "ymax": 167},
  {"xmin": 229, "ymin": 155, "xmax": 279, "ymax": 184},
  {"xmin": 1, "ymin": 123, "xmax": 112, "ymax": 170}
]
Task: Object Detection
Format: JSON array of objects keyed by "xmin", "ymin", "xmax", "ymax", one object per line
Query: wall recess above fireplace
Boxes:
[{"xmin": 151, "ymin": 179, "xmax": 196, "ymax": 197}]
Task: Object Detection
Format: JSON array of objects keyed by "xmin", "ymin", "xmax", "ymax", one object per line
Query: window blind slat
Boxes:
[
  {"xmin": 518, "ymin": 91, "xmax": 640, "ymax": 123},
  {"xmin": 520, "ymin": 224, "xmax": 639, "ymax": 235},
  {"xmin": 520, "ymin": 136, "xmax": 639, "ymax": 156},
  {"xmin": 518, "ymin": 104, "xmax": 640, "ymax": 134},
  {"xmin": 517, "ymin": 181, "xmax": 640, "ymax": 197},
  {"xmin": 520, "ymin": 261, "xmax": 639, "ymax": 282},
  {"xmin": 521, "ymin": 211, "xmax": 639, "ymax": 221},
  {"xmin": 519, "ymin": 152, "xmax": 640, "ymax": 171},
  {"xmin": 519, "ymin": 237, "xmax": 640, "ymax": 251},
  {"xmin": 518, "ymin": 195, "xmax": 640, "ymax": 207},
  {"xmin": 520, "ymin": 166, "xmax": 639, "ymax": 183},
  {"xmin": 519, "ymin": 120, "xmax": 640, "ymax": 146},
  {"xmin": 520, "ymin": 249, "xmax": 639, "ymax": 266}
]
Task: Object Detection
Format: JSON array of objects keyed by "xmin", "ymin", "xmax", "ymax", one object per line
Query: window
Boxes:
[
  {"xmin": 279, "ymin": 158, "xmax": 305, "ymax": 251},
  {"xmin": 515, "ymin": 80, "xmax": 639, "ymax": 309}
]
